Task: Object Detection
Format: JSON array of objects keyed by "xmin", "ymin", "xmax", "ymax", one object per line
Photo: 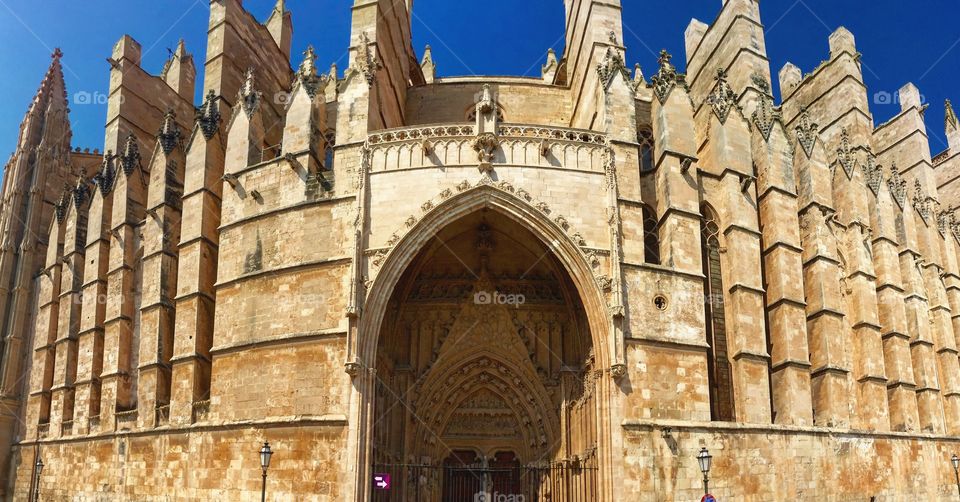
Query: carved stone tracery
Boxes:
[{"xmin": 708, "ymin": 69, "xmax": 740, "ymax": 124}]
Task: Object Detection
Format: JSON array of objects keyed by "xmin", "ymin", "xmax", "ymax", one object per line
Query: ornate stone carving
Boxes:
[
  {"xmin": 795, "ymin": 109, "xmax": 819, "ymax": 159},
  {"xmin": 651, "ymin": 50, "xmax": 681, "ymax": 104},
  {"xmin": 473, "ymin": 132, "xmax": 499, "ymax": 173},
  {"xmin": 913, "ymin": 180, "xmax": 932, "ymax": 219},
  {"xmin": 836, "ymin": 128, "xmax": 855, "ymax": 179},
  {"xmin": 344, "ymin": 361, "xmax": 362, "ymax": 376},
  {"xmin": 72, "ymin": 176, "xmax": 89, "ymax": 211},
  {"xmin": 354, "ymin": 33, "xmax": 380, "ymax": 86},
  {"xmin": 708, "ymin": 69, "xmax": 739, "ymax": 124},
  {"xmin": 157, "ymin": 110, "xmax": 181, "ymax": 156},
  {"xmin": 196, "ymin": 90, "xmax": 221, "ymax": 141},
  {"xmin": 119, "ymin": 134, "xmax": 140, "ymax": 178},
  {"xmin": 864, "ymin": 153, "xmax": 883, "ymax": 195},
  {"xmin": 92, "ymin": 151, "xmax": 115, "ymax": 196},
  {"xmin": 888, "ymin": 163, "xmax": 907, "ymax": 207},
  {"xmin": 293, "ymin": 45, "xmax": 322, "ymax": 99},
  {"xmin": 596, "ymin": 47, "xmax": 630, "ymax": 91},
  {"xmin": 239, "ymin": 67, "xmax": 262, "ymax": 118},
  {"xmin": 609, "ymin": 364, "xmax": 626, "ymax": 380},
  {"xmin": 752, "ymin": 88, "xmax": 780, "ymax": 142},
  {"xmin": 938, "ymin": 210, "xmax": 952, "ymax": 234}
]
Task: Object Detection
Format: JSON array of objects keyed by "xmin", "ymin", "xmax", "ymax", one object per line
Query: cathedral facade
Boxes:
[{"xmin": 3, "ymin": 0, "xmax": 960, "ymax": 499}]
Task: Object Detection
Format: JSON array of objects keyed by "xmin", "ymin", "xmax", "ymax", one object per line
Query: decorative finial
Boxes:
[
  {"xmin": 119, "ymin": 134, "xmax": 140, "ymax": 177},
  {"xmin": 197, "ymin": 90, "xmax": 221, "ymax": 141},
  {"xmin": 158, "ymin": 109, "xmax": 181, "ymax": 155},
  {"xmin": 293, "ymin": 46, "xmax": 322, "ymax": 99},
  {"xmin": 239, "ymin": 67, "xmax": 262, "ymax": 117},
  {"xmin": 651, "ymin": 50, "xmax": 680, "ymax": 104}
]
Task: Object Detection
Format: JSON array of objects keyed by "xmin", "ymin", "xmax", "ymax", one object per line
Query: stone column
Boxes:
[
  {"xmin": 169, "ymin": 92, "xmax": 225, "ymax": 425},
  {"xmin": 829, "ymin": 131, "xmax": 890, "ymax": 431},
  {"xmin": 892, "ymin": 175, "xmax": 945, "ymax": 433},
  {"xmin": 25, "ymin": 214, "xmax": 64, "ymax": 438},
  {"xmin": 866, "ymin": 159, "xmax": 920, "ymax": 432},
  {"xmin": 137, "ymin": 112, "xmax": 186, "ymax": 428},
  {"xmin": 696, "ymin": 70, "xmax": 772, "ymax": 423},
  {"xmin": 752, "ymin": 91, "xmax": 814, "ymax": 425},
  {"xmin": 791, "ymin": 112, "xmax": 852, "ymax": 428},
  {"xmin": 74, "ymin": 158, "xmax": 114, "ymax": 433},
  {"xmin": 48, "ymin": 187, "xmax": 90, "ymax": 437}
]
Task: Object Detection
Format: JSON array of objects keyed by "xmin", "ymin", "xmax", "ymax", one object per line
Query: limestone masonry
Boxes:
[{"xmin": 4, "ymin": 0, "xmax": 960, "ymax": 500}]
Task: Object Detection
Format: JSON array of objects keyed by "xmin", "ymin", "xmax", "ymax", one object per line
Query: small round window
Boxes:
[{"xmin": 654, "ymin": 295, "xmax": 668, "ymax": 311}]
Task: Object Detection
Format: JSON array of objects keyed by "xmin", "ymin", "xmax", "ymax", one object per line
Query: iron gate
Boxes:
[{"xmin": 371, "ymin": 461, "xmax": 598, "ymax": 501}]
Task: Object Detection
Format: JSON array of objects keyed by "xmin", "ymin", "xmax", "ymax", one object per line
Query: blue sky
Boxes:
[{"xmin": 0, "ymin": 0, "xmax": 958, "ymax": 158}]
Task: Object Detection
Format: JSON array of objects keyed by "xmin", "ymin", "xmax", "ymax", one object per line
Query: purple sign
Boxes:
[{"xmin": 374, "ymin": 474, "xmax": 391, "ymax": 490}]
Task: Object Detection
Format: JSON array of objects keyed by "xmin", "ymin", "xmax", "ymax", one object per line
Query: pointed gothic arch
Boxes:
[
  {"xmin": 352, "ymin": 183, "xmax": 612, "ymax": 501},
  {"xmin": 700, "ymin": 202, "xmax": 735, "ymax": 422}
]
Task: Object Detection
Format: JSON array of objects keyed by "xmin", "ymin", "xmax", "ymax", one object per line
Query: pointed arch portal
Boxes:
[{"xmin": 355, "ymin": 186, "xmax": 611, "ymax": 501}]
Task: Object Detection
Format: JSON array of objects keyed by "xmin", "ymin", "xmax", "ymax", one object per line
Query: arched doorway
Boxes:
[{"xmin": 368, "ymin": 208, "xmax": 600, "ymax": 501}]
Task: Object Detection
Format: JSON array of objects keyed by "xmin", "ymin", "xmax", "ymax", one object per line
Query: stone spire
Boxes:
[
  {"xmin": 161, "ymin": 39, "xmax": 195, "ymax": 102},
  {"xmin": 265, "ymin": 0, "xmax": 293, "ymax": 58},
  {"xmin": 947, "ymin": 99, "xmax": 960, "ymax": 151},
  {"xmin": 0, "ymin": 49, "xmax": 76, "ymax": 481},
  {"xmin": 421, "ymin": 45, "xmax": 436, "ymax": 84},
  {"xmin": 14, "ymin": 49, "xmax": 70, "ymax": 157}
]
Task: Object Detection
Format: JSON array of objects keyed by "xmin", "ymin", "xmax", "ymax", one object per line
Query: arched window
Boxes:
[
  {"xmin": 700, "ymin": 204, "xmax": 735, "ymax": 421},
  {"xmin": 323, "ymin": 130, "xmax": 336, "ymax": 171},
  {"xmin": 639, "ymin": 127, "xmax": 655, "ymax": 173},
  {"xmin": 641, "ymin": 204, "xmax": 660, "ymax": 265}
]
